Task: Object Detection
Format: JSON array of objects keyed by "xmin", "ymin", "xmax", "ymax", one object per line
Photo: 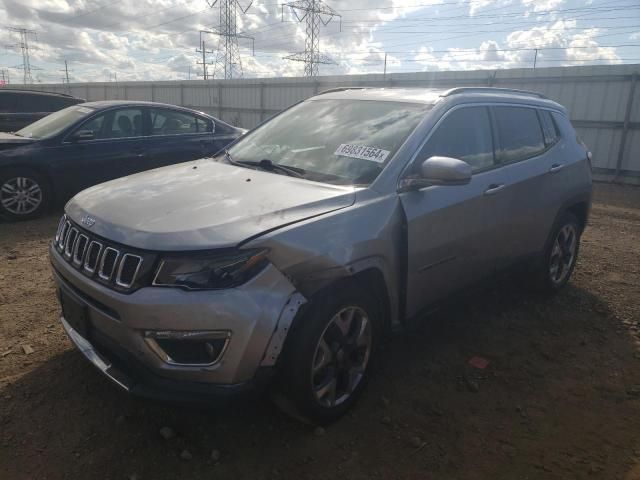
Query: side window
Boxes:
[
  {"xmin": 110, "ymin": 109, "xmax": 144, "ymax": 138},
  {"xmin": 150, "ymin": 109, "xmax": 198, "ymax": 135},
  {"xmin": 75, "ymin": 108, "xmax": 143, "ymax": 140},
  {"xmin": 493, "ymin": 106, "xmax": 546, "ymax": 163},
  {"xmin": 21, "ymin": 94, "xmax": 41, "ymax": 113},
  {"xmin": 196, "ymin": 116, "xmax": 213, "ymax": 133},
  {"xmin": 0, "ymin": 94, "xmax": 17, "ymax": 112},
  {"xmin": 79, "ymin": 114, "xmax": 107, "ymax": 139},
  {"xmin": 538, "ymin": 110, "xmax": 560, "ymax": 147},
  {"xmin": 48, "ymin": 96, "xmax": 76, "ymax": 111},
  {"xmin": 418, "ymin": 106, "xmax": 494, "ymax": 172}
]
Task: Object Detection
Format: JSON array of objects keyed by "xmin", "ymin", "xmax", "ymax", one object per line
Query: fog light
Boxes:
[{"xmin": 144, "ymin": 330, "xmax": 231, "ymax": 366}]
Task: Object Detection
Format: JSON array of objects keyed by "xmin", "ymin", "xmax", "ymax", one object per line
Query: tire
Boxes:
[
  {"xmin": 0, "ymin": 168, "xmax": 51, "ymax": 221},
  {"xmin": 278, "ymin": 282, "xmax": 381, "ymax": 424},
  {"xmin": 531, "ymin": 211, "xmax": 582, "ymax": 292}
]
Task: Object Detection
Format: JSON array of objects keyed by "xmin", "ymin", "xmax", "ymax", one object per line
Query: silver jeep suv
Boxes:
[{"xmin": 50, "ymin": 87, "xmax": 592, "ymax": 422}]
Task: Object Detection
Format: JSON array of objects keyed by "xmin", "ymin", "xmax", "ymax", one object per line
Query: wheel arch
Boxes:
[
  {"xmin": 0, "ymin": 163, "xmax": 55, "ymax": 195},
  {"xmin": 291, "ymin": 263, "xmax": 394, "ymax": 338},
  {"xmin": 549, "ymin": 192, "xmax": 592, "ymax": 239},
  {"xmin": 566, "ymin": 200, "xmax": 590, "ymax": 233}
]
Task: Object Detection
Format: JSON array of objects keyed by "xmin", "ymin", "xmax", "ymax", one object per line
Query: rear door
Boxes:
[
  {"xmin": 490, "ymin": 105, "xmax": 563, "ymax": 267},
  {"xmin": 399, "ymin": 105, "xmax": 510, "ymax": 317},
  {"xmin": 50, "ymin": 107, "xmax": 148, "ymax": 196},
  {"xmin": 143, "ymin": 108, "xmax": 222, "ymax": 170}
]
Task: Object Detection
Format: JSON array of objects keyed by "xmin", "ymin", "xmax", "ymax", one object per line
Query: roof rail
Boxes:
[
  {"xmin": 441, "ymin": 87, "xmax": 548, "ymax": 99},
  {"xmin": 316, "ymin": 86, "xmax": 371, "ymax": 95}
]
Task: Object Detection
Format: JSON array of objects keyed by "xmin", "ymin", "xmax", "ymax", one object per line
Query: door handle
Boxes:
[
  {"xmin": 484, "ymin": 183, "xmax": 506, "ymax": 196},
  {"xmin": 549, "ymin": 163, "xmax": 565, "ymax": 173}
]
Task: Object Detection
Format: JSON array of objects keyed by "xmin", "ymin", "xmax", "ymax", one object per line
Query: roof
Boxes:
[
  {"xmin": 313, "ymin": 86, "xmax": 565, "ymax": 111},
  {"xmin": 82, "ymin": 100, "xmax": 175, "ymax": 108},
  {"xmin": 0, "ymin": 88, "xmax": 81, "ymax": 99},
  {"xmin": 81, "ymin": 100, "xmax": 216, "ymax": 116},
  {"xmin": 315, "ymin": 88, "xmax": 444, "ymax": 104}
]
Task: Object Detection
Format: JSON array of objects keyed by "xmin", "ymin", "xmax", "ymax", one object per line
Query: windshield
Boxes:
[
  {"xmin": 224, "ymin": 99, "xmax": 429, "ymax": 186},
  {"xmin": 15, "ymin": 105, "xmax": 95, "ymax": 139}
]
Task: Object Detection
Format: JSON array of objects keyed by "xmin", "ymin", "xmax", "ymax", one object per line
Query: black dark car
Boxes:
[
  {"xmin": 0, "ymin": 101, "xmax": 245, "ymax": 220},
  {"xmin": 0, "ymin": 89, "xmax": 85, "ymax": 132}
]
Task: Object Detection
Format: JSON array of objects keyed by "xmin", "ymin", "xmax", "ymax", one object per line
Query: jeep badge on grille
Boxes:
[{"xmin": 80, "ymin": 215, "xmax": 96, "ymax": 227}]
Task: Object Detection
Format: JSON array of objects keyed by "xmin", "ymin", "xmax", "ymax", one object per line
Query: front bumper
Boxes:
[
  {"xmin": 59, "ymin": 314, "xmax": 270, "ymax": 403},
  {"xmin": 50, "ymin": 244, "xmax": 305, "ymax": 398}
]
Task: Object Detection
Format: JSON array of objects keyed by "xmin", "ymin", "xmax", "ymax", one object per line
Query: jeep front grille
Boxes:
[{"xmin": 54, "ymin": 214, "xmax": 149, "ymax": 292}]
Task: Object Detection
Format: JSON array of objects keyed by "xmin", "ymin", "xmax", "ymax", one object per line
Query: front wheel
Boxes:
[
  {"xmin": 278, "ymin": 283, "xmax": 380, "ymax": 424},
  {"xmin": 0, "ymin": 169, "xmax": 50, "ymax": 221}
]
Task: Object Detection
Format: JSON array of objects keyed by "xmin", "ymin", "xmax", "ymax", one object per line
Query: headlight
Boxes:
[{"xmin": 153, "ymin": 249, "xmax": 269, "ymax": 290}]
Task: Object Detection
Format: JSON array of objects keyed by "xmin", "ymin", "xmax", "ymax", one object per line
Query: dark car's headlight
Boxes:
[{"xmin": 153, "ymin": 249, "xmax": 269, "ymax": 290}]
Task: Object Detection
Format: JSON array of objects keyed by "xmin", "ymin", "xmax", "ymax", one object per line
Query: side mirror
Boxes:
[
  {"xmin": 71, "ymin": 130, "xmax": 95, "ymax": 142},
  {"xmin": 399, "ymin": 156, "xmax": 472, "ymax": 192}
]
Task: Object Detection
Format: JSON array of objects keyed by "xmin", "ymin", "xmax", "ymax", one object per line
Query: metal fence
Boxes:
[{"xmin": 7, "ymin": 63, "xmax": 640, "ymax": 183}]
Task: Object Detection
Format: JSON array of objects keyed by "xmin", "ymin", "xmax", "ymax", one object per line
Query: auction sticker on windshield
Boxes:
[{"xmin": 334, "ymin": 144, "xmax": 391, "ymax": 163}]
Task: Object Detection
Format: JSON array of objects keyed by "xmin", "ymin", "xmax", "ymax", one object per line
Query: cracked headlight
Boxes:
[{"xmin": 153, "ymin": 249, "xmax": 269, "ymax": 290}]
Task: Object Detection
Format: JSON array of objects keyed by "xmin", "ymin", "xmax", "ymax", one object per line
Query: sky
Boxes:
[{"xmin": 0, "ymin": 0, "xmax": 639, "ymax": 83}]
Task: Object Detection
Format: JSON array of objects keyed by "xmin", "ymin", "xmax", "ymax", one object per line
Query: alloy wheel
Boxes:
[
  {"xmin": 549, "ymin": 223, "xmax": 578, "ymax": 285},
  {"xmin": 311, "ymin": 306, "xmax": 372, "ymax": 408},
  {"xmin": 1, "ymin": 177, "xmax": 42, "ymax": 215}
]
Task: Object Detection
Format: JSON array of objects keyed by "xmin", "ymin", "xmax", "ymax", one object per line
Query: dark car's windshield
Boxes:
[
  {"xmin": 223, "ymin": 99, "xmax": 429, "ymax": 186},
  {"xmin": 15, "ymin": 105, "xmax": 95, "ymax": 139}
]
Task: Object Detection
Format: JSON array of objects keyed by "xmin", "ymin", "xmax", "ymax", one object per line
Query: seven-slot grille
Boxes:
[{"xmin": 54, "ymin": 214, "xmax": 144, "ymax": 290}]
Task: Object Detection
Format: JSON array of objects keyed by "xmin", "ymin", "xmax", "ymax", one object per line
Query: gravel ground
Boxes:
[{"xmin": 1, "ymin": 183, "xmax": 639, "ymax": 480}]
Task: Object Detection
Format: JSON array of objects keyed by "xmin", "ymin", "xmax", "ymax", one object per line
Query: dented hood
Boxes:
[{"xmin": 66, "ymin": 158, "xmax": 355, "ymax": 251}]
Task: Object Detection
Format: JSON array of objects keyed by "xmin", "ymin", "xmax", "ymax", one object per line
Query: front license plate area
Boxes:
[{"xmin": 60, "ymin": 290, "xmax": 89, "ymax": 339}]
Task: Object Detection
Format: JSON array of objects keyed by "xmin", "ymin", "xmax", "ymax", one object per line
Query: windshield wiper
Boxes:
[
  {"xmin": 222, "ymin": 150, "xmax": 305, "ymax": 179},
  {"xmin": 255, "ymin": 159, "xmax": 306, "ymax": 178}
]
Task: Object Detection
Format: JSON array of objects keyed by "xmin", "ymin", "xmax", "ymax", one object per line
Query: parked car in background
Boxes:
[
  {"xmin": 50, "ymin": 87, "xmax": 592, "ymax": 423},
  {"xmin": 0, "ymin": 100, "xmax": 244, "ymax": 220},
  {"xmin": 0, "ymin": 89, "xmax": 85, "ymax": 132}
]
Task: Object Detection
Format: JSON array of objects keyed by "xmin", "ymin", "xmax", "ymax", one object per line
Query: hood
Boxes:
[
  {"xmin": 0, "ymin": 132, "xmax": 36, "ymax": 150},
  {"xmin": 66, "ymin": 159, "xmax": 356, "ymax": 251}
]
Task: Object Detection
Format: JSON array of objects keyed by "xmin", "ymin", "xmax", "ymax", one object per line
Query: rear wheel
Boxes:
[
  {"xmin": 278, "ymin": 283, "xmax": 380, "ymax": 424},
  {"xmin": 0, "ymin": 168, "xmax": 50, "ymax": 221},
  {"xmin": 531, "ymin": 212, "xmax": 581, "ymax": 292}
]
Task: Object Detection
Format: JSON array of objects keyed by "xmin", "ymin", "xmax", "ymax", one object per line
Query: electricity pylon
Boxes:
[
  {"xmin": 5, "ymin": 27, "xmax": 38, "ymax": 84},
  {"xmin": 201, "ymin": 0, "xmax": 255, "ymax": 79},
  {"xmin": 282, "ymin": 0, "xmax": 341, "ymax": 77}
]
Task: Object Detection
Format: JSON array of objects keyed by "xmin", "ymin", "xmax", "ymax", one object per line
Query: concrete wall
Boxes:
[{"xmin": 7, "ymin": 63, "xmax": 640, "ymax": 183}]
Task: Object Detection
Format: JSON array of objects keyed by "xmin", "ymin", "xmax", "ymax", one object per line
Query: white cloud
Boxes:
[
  {"xmin": 521, "ymin": 0, "xmax": 564, "ymax": 14},
  {"xmin": 0, "ymin": 0, "xmax": 630, "ymax": 81}
]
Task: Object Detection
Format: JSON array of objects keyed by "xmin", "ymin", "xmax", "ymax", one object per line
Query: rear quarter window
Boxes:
[
  {"xmin": 538, "ymin": 110, "xmax": 560, "ymax": 147},
  {"xmin": 493, "ymin": 106, "xmax": 546, "ymax": 163}
]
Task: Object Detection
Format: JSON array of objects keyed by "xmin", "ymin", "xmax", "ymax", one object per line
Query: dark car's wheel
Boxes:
[
  {"xmin": 532, "ymin": 211, "xmax": 581, "ymax": 292},
  {"xmin": 0, "ymin": 168, "xmax": 50, "ymax": 221},
  {"xmin": 279, "ymin": 283, "xmax": 380, "ymax": 424}
]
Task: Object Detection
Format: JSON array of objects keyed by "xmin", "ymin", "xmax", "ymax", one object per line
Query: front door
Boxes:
[
  {"xmin": 399, "ymin": 106, "xmax": 510, "ymax": 318},
  {"xmin": 50, "ymin": 107, "xmax": 148, "ymax": 197}
]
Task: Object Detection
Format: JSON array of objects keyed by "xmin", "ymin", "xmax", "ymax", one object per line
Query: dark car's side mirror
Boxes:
[
  {"xmin": 71, "ymin": 130, "xmax": 95, "ymax": 142},
  {"xmin": 399, "ymin": 156, "xmax": 472, "ymax": 192}
]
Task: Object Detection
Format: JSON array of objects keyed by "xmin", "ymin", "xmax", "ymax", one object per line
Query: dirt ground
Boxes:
[{"xmin": 1, "ymin": 183, "xmax": 639, "ymax": 480}]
